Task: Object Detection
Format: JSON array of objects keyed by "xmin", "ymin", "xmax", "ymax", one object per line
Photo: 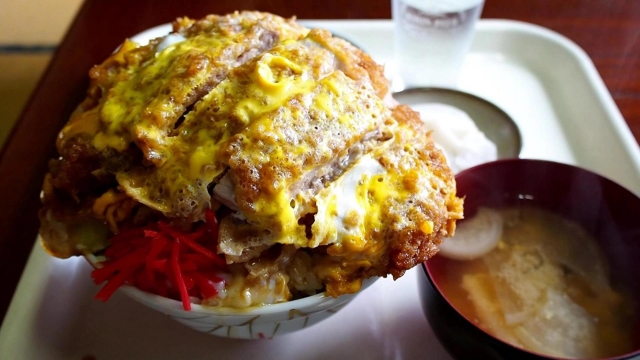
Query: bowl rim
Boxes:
[
  {"xmin": 423, "ymin": 158, "xmax": 640, "ymax": 360},
  {"xmin": 454, "ymin": 158, "xmax": 639, "ymax": 197},
  {"xmin": 86, "ymin": 253, "xmax": 377, "ymax": 316},
  {"xmin": 119, "ymin": 276, "xmax": 378, "ymax": 316}
]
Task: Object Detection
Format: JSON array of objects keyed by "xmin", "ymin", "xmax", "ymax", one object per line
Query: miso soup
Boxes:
[{"xmin": 436, "ymin": 206, "xmax": 636, "ymax": 359}]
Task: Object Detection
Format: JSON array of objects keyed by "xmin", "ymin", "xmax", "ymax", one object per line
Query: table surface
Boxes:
[{"xmin": 0, "ymin": 0, "xmax": 639, "ymax": 324}]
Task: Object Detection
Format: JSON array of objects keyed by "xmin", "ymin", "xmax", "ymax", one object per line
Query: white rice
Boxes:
[{"xmin": 412, "ymin": 103, "xmax": 497, "ymax": 173}]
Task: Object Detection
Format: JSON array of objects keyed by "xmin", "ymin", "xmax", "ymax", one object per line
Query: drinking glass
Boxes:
[{"xmin": 392, "ymin": 0, "xmax": 484, "ymax": 89}]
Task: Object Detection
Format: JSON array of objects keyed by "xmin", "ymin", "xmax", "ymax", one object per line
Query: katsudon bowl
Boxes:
[
  {"xmin": 88, "ymin": 249, "xmax": 378, "ymax": 339},
  {"xmin": 39, "ymin": 11, "xmax": 462, "ymax": 340},
  {"xmin": 419, "ymin": 159, "xmax": 640, "ymax": 359},
  {"xmin": 125, "ymin": 274, "xmax": 378, "ymax": 339}
]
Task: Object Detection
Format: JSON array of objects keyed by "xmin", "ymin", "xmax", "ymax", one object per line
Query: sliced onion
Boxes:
[{"xmin": 439, "ymin": 207, "xmax": 503, "ymax": 261}]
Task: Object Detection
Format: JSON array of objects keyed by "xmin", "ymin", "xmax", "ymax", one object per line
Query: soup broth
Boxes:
[{"xmin": 436, "ymin": 206, "xmax": 636, "ymax": 359}]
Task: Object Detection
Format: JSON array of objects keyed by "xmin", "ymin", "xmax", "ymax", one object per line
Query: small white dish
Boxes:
[{"xmin": 394, "ymin": 87, "xmax": 522, "ymax": 159}]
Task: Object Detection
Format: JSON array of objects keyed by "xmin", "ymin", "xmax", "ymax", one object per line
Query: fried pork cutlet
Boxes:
[{"xmin": 39, "ymin": 11, "xmax": 462, "ymax": 306}]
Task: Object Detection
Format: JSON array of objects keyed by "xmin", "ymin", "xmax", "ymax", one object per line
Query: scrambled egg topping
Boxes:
[
  {"xmin": 97, "ymin": 33, "xmax": 386, "ymax": 230},
  {"xmin": 40, "ymin": 12, "xmax": 463, "ymax": 305},
  {"xmin": 110, "ymin": 32, "xmax": 389, "ymax": 252}
]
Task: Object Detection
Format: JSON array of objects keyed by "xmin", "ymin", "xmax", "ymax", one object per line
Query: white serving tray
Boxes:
[{"xmin": 2, "ymin": 20, "xmax": 639, "ymax": 360}]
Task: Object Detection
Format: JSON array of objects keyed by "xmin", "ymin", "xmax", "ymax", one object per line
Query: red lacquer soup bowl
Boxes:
[{"xmin": 420, "ymin": 159, "xmax": 640, "ymax": 360}]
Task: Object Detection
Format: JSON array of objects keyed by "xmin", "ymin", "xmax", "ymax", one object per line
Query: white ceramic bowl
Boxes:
[
  {"xmin": 87, "ymin": 253, "xmax": 377, "ymax": 339},
  {"xmin": 123, "ymin": 277, "xmax": 377, "ymax": 339},
  {"xmin": 87, "ymin": 21, "xmax": 380, "ymax": 340}
]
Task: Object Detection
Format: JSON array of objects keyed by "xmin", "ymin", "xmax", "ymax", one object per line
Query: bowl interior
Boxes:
[{"xmin": 426, "ymin": 159, "xmax": 640, "ymax": 357}]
